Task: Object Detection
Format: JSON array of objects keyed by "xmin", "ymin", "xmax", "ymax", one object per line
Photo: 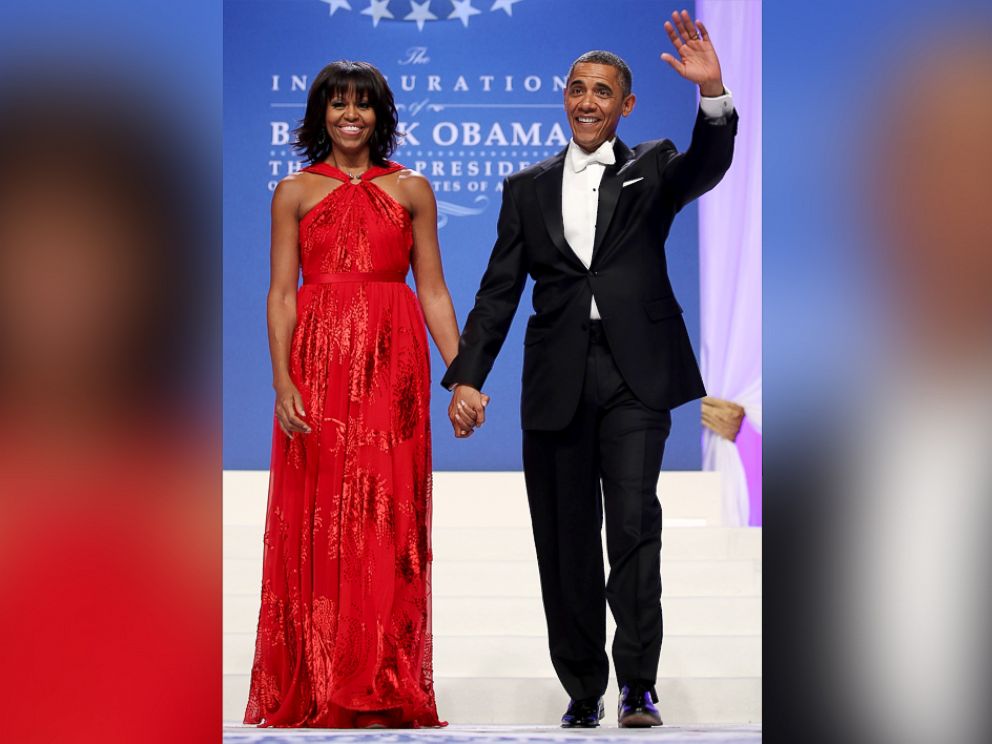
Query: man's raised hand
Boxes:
[{"xmin": 661, "ymin": 9, "xmax": 724, "ymax": 97}]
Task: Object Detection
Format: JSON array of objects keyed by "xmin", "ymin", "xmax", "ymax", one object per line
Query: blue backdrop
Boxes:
[{"xmin": 224, "ymin": 0, "xmax": 702, "ymax": 470}]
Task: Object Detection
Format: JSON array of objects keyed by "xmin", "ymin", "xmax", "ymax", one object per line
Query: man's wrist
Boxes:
[
  {"xmin": 699, "ymin": 81, "xmax": 725, "ymax": 98},
  {"xmin": 698, "ymin": 85, "xmax": 734, "ymax": 120}
]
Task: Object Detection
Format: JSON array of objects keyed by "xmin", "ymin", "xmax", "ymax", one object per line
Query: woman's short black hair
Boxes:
[{"xmin": 294, "ymin": 60, "xmax": 399, "ymax": 166}]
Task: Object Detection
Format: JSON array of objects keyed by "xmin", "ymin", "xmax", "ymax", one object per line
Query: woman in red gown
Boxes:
[{"xmin": 244, "ymin": 60, "xmax": 482, "ymax": 728}]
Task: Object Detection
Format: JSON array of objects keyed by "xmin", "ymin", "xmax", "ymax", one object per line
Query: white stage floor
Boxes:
[{"xmin": 222, "ymin": 723, "xmax": 763, "ymax": 743}]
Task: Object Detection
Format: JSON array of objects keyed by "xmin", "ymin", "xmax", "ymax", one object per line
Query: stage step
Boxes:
[
  {"xmin": 224, "ymin": 471, "xmax": 726, "ymax": 528},
  {"xmin": 224, "ymin": 557, "xmax": 761, "ymax": 598},
  {"xmin": 222, "ymin": 470, "xmax": 761, "ymax": 725},
  {"xmin": 225, "ymin": 632, "xmax": 761, "ymax": 679},
  {"xmin": 222, "ymin": 673, "xmax": 760, "ymax": 725},
  {"xmin": 225, "ymin": 523, "xmax": 762, "ymax": 561},
  {"xmin": 224, "ymin": 594, "xmax": 761, "ymax": 637}
]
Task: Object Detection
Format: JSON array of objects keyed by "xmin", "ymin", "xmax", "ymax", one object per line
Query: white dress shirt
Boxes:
[{"xmin": 562, "ymin": 89, "xmax": 735, "ymax": 319}]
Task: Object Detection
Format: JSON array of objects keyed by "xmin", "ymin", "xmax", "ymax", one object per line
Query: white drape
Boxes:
[{"xmin": 697, "ymin": 0, "xmax": 762, "ymax": 526}]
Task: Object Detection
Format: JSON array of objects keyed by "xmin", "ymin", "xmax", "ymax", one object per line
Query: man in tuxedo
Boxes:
[{"xmin": 443, "ymin": 10, "xmax": 737, "ymax": 728}]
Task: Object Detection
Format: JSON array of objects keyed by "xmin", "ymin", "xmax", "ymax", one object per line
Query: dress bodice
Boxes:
[{"xmin": 298, "ymin": 161, "xmax": 412, "ymax": 276}]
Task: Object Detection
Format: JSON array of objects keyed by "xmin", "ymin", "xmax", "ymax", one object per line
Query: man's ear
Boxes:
[{"xmin": 622, "ymin": 93, "xmax": 636, "ymax": 117}]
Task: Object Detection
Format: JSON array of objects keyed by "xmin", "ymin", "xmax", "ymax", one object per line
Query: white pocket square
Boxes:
[{"xmin": 622, "ymin": 177, "xmax": 644, "ymax": 188}]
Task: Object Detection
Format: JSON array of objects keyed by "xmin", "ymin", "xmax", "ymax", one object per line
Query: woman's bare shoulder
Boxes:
[
  {"xmin": 272, "ymin": 171, "xmax": 317, "ymax": 208},
  {"xmin": 395, "ymin": 167, "xmax": 433, "ymax": 200}
]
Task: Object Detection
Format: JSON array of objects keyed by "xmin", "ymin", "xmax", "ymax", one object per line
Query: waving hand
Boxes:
[{"xmin": 661, "ymin": 9, "xmax": 724, "ymax": 97}]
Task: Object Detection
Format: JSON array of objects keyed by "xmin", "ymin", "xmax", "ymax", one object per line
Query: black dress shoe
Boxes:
[
  {"xmin": 618, "ymin": 683, "xmax": 663, "ymax": 727},
  {"xmin": 561, "ymin": 696, "xmax": 605, "ymax": 728}
]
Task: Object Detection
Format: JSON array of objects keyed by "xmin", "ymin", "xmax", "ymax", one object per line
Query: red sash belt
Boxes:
[{"xmin": 303, "ymin": 271, "xmax": 406, "ymax": 285}]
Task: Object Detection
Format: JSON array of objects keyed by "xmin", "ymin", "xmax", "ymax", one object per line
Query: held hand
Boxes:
[
  {"xmin": 448, "ymin": 385, "xmax": 491, "ymax": 439},
  {"xmin": 274, "ymin": 380, "xmax": 311, "ymax": 437},
  {"xmin": 661, "ymin": 9, "xmax": 724, "ymax": 97},
  {"xmin": 701, "ymin": 396, "xmax": 745, "ymax": 442}
]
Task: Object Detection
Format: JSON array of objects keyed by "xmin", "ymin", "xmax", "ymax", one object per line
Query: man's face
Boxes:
[{"xmin": 564, "ymin": 62, "xmax": 636, "ymax": 153}]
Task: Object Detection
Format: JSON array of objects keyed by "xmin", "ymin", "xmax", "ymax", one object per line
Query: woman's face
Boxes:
[{"xmin": 324, "ymin": 89, "xmax": 376, "ymax": 159}]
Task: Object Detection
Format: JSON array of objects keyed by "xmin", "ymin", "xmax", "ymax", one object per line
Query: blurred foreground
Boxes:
[
  {"xmin": 765, "ymin": 4, "xmax": 992, "ymax": 743},
  {"xmin": 0, "ymin": 2, "xmax": 221, "ymax": 742}
]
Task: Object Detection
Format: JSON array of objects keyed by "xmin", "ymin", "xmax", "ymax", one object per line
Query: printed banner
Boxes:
[{"xmin": 224, "ymin": 0, "xmax": 702, "ymax": 469}]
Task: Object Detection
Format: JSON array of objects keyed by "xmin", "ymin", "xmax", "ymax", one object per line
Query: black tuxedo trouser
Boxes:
[{"xmin": 522, "ymin": 321, "xmax": 672, "ymax": 701}]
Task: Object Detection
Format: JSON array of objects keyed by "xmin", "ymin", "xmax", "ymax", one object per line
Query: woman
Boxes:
[{"xmin": 244, "ymin": 60, "xmax": 472, "ymax": 728}]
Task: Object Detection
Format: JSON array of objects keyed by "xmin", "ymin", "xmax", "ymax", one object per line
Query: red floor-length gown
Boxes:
[{"xmin": 244, "ymin": 161, "xmax": 444, "ymax": 728}]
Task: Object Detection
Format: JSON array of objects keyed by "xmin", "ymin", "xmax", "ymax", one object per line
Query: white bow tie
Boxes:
[{"xmin": 569, "ymin": 140, "xmax": 616, "ymax": 172}]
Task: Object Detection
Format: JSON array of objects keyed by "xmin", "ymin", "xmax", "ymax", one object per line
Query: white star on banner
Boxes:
[
  {"xmin": 448, "ymin": 0, "xmax": 481, "ymax": 27},
  {"xmin": 405, "ymin": 0, "xmax": 437, "ymax": 31},
  {"xmin": 321, "ymin": 0, "xmax": 352, "ymax": 15},
  {"xmin": 490, "ymin": 0, "xmax": 523, "ymax": 17},
  {"xmin": 361, "ymin": 0, "xmax": 393, "ymax": 27}
]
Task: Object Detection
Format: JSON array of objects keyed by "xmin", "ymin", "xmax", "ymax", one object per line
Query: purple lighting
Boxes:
[{"xmin": 697, "ymin": 0, "xmax": 762, "ymax": 526}]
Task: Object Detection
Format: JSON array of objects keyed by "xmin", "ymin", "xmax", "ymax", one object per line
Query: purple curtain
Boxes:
[{"xmin": 697, "ymin": 0, "xmax": 762, "ymax": 526}]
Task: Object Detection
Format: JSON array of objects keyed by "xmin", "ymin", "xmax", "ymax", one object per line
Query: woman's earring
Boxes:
[{"xmin": 318, "ymin": 129, "xmax": 327, "ymax": 144}]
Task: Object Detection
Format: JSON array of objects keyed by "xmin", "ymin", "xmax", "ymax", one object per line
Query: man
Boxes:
[{"xmin": 444, "ymin": 10, "xmax": 737, "ymax": 728}]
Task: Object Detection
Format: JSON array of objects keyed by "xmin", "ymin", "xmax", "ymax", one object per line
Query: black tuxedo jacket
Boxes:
[{"xmin": 441, "ymin": 108, "xmax": 738, "ymax": 430}]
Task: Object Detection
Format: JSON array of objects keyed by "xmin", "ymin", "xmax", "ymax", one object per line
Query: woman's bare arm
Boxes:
[
  {"xmin": 267, "ymin": 176, "xmax": 310, "ymax": 435},
  {"xmin": 404, "ymin": 172, "xmax": 461, "ymax": 368}
]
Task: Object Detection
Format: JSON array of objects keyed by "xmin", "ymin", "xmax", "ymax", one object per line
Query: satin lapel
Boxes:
[
  {"xmin": 534, "ymin": 149, "xmax": 586, "ymax": 270},
  {"xmin": 591, "ymin": 138, "xmax": 635, "ymax": 265}
]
